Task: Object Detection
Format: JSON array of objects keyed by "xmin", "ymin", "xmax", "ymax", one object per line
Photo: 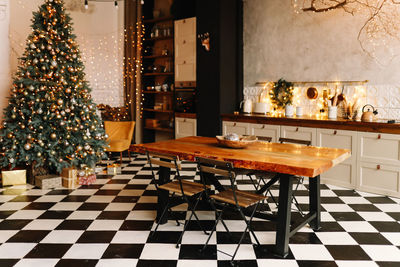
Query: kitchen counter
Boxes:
[{"xmin": 221, "ymin": 113, "xmax": 400, "ymax": 134}]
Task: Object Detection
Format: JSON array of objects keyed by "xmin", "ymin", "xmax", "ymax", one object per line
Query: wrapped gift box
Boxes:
[
  {"xmin": 35, "ymin": 174, "xmax": 61, "ymax": 189},
  {"xmin": 107, "ymin": 164, "xmax": 122, "ymax": 175},
  {"xmin": 61, "ymin": 167, "xmax": 79, "ymax": 189},
  {"xmin": 78, "ymin": 174, "xmax": 96, "ymax": 185},
  {"xmin": 2, "ymin": 170, "xmax": 27, "ymax": 186},
  {"xmin": 94, "ymin": 166, "xmax": 104, "ymax": 173},
  {"xmin": 78, "ymin": 167, "xmax": 96, "ymax": 185}
]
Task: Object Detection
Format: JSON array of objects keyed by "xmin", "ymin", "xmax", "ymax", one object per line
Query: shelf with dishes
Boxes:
[
  {"xmin": 143, "ymin": 108, "xmax": 174, "ymax": 114},
  {"xmin": 143, "ymin": 54, "xmax": 174, "ymax": 59}
]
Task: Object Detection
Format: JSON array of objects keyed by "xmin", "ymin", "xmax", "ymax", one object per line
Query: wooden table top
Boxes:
[{"xmin": 130, "ymin": 136, "xmax": 351, "ymax": 177}]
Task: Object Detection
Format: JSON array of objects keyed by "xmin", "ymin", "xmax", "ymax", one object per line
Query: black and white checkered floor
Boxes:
[{"xmin": 1, "ymin": 153, "xmax": 400, "ymax": 267}]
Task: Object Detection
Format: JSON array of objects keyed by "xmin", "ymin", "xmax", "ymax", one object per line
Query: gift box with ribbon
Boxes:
[
  {"xmin": 107, "ymin": 164, "xmax": 122, "ymax": 175},
  {"xmin": 61, "ymin": 167, "xmax": 79, "ymax": 189},
  {"xmin": 35, "ymin": 174, "xmax": 61, "ymax": 189},
  {"xmin": 1, "ymin": 169, "xmax": 27, "ymax": 186},
  {"xmin": 78, "ymin": 167, "xmax": 96, "ymax": 185}
]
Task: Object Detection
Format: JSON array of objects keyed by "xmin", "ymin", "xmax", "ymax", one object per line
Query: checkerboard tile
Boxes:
[{"xmin": 0, "ymin": 153, "xmax": 398, "ymax": 266}]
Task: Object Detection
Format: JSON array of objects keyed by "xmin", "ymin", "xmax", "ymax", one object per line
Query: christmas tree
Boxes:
[{"xmin": 0, "ymin": 0, "xmax": 107, "ymax": 173}]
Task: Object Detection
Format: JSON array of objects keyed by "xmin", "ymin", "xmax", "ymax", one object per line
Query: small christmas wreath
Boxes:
[{"xmin": 269, "ymin": 78, "xmax": 294, "ymax": 108}]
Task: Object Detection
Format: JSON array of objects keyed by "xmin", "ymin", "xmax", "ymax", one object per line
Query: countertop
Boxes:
[{"xmin": 221, "ymin": 113, "xmax": 400, "ymax": 134}]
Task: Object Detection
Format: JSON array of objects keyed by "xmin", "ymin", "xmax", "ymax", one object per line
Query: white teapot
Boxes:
[{"xmin": 240, "ymin": 99, "xmax": 253, "ymax": 114}]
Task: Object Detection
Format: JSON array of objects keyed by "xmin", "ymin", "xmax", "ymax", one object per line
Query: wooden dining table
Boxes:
[{"xmin": 130, "ymin": 136, "xmax": 351, "ymax": 257}]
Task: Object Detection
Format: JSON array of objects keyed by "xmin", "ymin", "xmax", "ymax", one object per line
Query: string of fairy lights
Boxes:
[{"xmin": 10, "ymin": 0, "xmax": 125, "ymax": 108}]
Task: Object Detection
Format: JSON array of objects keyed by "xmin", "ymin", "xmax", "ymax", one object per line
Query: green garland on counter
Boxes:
[{"xmin": 269, "ymin": 78, "xmax": 294, "ymax": 108}]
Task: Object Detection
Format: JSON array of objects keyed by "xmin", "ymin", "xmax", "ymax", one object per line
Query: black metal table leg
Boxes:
[
  {"xmin": 275, "ymin": 174, "xmax": 293, "ymax": 258},
  {"xmin": 156, "ymin": 165, "xmax": 171, "ymax": 224},
  {"xmin": 309, "ymin": 175, "xmax": 321, "ymax": 230}
]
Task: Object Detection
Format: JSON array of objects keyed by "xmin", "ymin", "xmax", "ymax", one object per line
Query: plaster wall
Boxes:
[{"xmin": 243, "ymin": 0, "xmax": 400, "ymax": 119}]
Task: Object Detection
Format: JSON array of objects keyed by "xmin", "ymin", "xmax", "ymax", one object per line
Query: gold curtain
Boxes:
[{"xmin": 124, "ymin": 0, "xmax": 142, "ymax": 143}]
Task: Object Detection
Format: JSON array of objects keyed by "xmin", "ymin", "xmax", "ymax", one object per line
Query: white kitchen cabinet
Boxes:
[
  {"xmin": 175, "ymin": 17, "xmax": 196, "ymax": 83},
  {"xmin": 280, "ymin": 126, "xmax": 317, "ymax": 146},
  {"xmin": 317, "ymin": 129, "xmax": 357, "ymax": 188},
  {"xmin": 357, "ymin": 161, "xmax": 400, "ymax": 197},
  {"xmin": 175, "ymin": 117, "xmax": 197, "ymax": 139},
  {"xmin": 249, "ymin": 123, "xmax": 280, "ymax": 142},
  {"xmin": 358, "ymin": 132, "xmax": 400, "ymax": 166},
  {"xmin": 222, "ymin": 121, "xmax": 249, "ymax": 136}
]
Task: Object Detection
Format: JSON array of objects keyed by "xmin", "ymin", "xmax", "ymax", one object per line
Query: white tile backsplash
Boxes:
[{"xmin": 244, "ymin": 84, "xmax": 400, "ymax": 120}]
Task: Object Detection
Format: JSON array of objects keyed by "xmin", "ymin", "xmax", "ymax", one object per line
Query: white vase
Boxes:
[
  {"xmin": 285, "ymin": 105, "xmax": 294, "ymax": 117},
  {"xmin": 328, "ymin": 106, "xmax": 337, "ymax": 119},
  {"xmin": 296, "ymin": 106, "xmax": 303, "ymax": 117}
]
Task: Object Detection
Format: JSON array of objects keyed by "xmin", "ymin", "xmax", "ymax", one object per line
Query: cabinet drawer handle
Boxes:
[
  {"xmin": 378, "ymin": 134, "xmax": 381, "ymax": 139},
  {"xmin": 377, "ymin": 165, "xmax": 381, "ymax": 170},
  {"xmin": 333, "ymin": 130, "xmax": 337, "ymax": 135},
  {"xmin": 183, "ymin": 40, "xmax": 186, "ymax": 44},
  {"xmin": 183, "ymin": 60, "xmax": 186, "ymax": 64},
  {"xmin": 262, "ymin": 125, "xmax": 265, "ymax": 129},
  {"xmin": 183, "ymin": 119, "xmax": 186, "ymax": 123},
  {"xmin": 295, "ymin": 127, "xmax": 299, "ymax": 132},
  {"xmin": 233, "ymin": 123, "xmax": 236, "ymax": 126}
]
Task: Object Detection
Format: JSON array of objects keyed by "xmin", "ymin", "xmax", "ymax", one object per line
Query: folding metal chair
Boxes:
[
  {"xmin": 197, "ymin": 157, "xmax": 267, "ymax": 264},
  {"xmin": 147, "ymin": 151, "xmax": 209, "ymax": 248},
  {"xmin": 235, "ymin": 136, "xmax": 278, "ymax": 207},
  {"xmin": 278, "ymin": 137, "xmax": 312, "ymax": 215}
]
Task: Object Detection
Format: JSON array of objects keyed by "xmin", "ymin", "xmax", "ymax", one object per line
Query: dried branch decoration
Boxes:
[{"xmin": 292, "ymin": 0, "xmax": 400, "ymax": 62}]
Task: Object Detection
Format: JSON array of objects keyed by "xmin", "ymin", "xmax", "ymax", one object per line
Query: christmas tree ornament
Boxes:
[
  {"xmin": 24, "ymin": 143, "xmax": 31, "ymax": 150},
  {"xmin": 50, "ymin": 133, "xmax": 57, "ymax": 139}
]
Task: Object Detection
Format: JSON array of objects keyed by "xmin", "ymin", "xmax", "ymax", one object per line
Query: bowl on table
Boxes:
[{"xmin": 216, "ymin": 134, "xmax": 258, "ymax": 149}]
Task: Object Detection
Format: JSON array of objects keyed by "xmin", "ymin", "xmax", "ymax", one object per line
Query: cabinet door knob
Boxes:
[
  {"xmin": 233, "ymin": 123, "xmax": 237, "ymax": 126},
  {"xmin": 183, "ymin": 60, "xmax": 186, "ymax": 64},
  {"xmin": 262, "ymin": 125, "xmax": 265, "ymax": 129},
  {"xmin": 333, "ymin": 130, "xmax": 337, "ymax": 135},
  {"xmin": 378, "ymin": 134, "xmax": 381, "ymax": 139},
  {"xmin": 183, "ymin": 119, "xmax": 186, "ymax": 123},
  {"xmin": 183, "ymin": 40, "xmax": 186, "ymax": 44},
  {"xmin": 377, "ymin": 165, "xmax": 381, "ymax": 170},
  {"xmin": 295, "ymin": 127, "xmax": 299, "ymax": 132}
]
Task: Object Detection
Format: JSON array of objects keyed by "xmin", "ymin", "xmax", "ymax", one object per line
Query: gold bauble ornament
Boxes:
[
  {"xmin": 50, "ymin": 133, "xmax": 57, "ymax": 139},
  {"xmin": 57, "ymin": 99, "xmax": 63, "ymax": 105},
  {"xmin": 77, "ymin": 145, "xmax": 83, "ymax": 151},
  {"xmin": 7, "ymin": 133, "xmax": 13, "ymax": 138},
  {"xmin": 24, "ymin": 143, "xmax": 31, "ymax": 150}
]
